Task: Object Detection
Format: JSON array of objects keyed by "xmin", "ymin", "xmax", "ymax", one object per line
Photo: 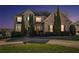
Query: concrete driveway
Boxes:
[
  {"xmin": 1, "ymin": 37, "xmax": 79, "ymax": 49},
  {"xmin": 47, "ymin": 39, "xmax": 79, "ymax": 49}
]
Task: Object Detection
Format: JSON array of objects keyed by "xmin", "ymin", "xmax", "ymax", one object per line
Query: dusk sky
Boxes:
[{"xmin": 0, "ymin": 5, "xmax": 79, "ymax": 29}]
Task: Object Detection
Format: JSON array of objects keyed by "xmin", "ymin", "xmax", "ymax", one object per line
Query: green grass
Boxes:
[{"xmin": 0, "ymin": 44, "xmax": 79, "ymax": 53}]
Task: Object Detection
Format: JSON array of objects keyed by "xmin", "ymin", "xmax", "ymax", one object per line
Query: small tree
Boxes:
[{"xmin": 69, "ymin": 24, "xmax": 76, "ymax": 35}]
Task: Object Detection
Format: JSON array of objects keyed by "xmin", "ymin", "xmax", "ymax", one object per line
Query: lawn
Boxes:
[{"xmin": 0, "ymin": 44, "xmax": 79, "ymax": 53}]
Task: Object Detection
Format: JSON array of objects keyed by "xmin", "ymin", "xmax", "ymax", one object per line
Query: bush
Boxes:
[
  {"xmin": 60, "ymin": 31, "xmax": 70, "ymax": 36},
  {"xmin": 11, "ymin": 31, "xmax": 26, "ymax": 38},
  {"xmin": 69, "ymin": 24, "xmax": 76, "ymax": 36}
]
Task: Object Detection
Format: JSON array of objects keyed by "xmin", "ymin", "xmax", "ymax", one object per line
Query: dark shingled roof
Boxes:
[{"xmin": 16, "ymin": 9, "xmax": 50, "ymax": 17}]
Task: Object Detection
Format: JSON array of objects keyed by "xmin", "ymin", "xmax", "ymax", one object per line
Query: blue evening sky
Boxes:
[{"xmin": 0, "ymin": 5, "xmax": 79, "ymax": 28}]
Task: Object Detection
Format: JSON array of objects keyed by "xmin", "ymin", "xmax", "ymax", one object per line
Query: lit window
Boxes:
[
  {"xmin": 36, "ymin": 17, "xmax": 41, "ymax": 22},
  {"xmin": 50, "ymin": 25, "xmax": 53, "ymax": 32},
  {"xmin": 17, "ymin": 16, "xmax": 22, "ymax": 22},
  {"xmin": 16, "ymin": 24, "xmax": 21, "ymax": 32},
  {"xmin": 61, "ymin": 25, "xmax": 64, "ymax": 31},
  {"xmin": 27, "ymin": 16, "xmax": 29, "ymax": 21},
  {"xmin": 35, "ymin": 25, "xmax": 42, "ymax": 31}
]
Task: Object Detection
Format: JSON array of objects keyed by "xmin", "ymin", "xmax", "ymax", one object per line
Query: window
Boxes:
[
  {"xmin": 35, "ymin": 25, "xmax": 42, "ymax": 31},
  {"xmin": 16, "ymin": 24, "xmax": 21, "ymax": 32},
  {"xmin": 50, "ymin": 25, "xmax": 53, "ymax": 32},
  {"xmin": 48, "ymin": 25, "xmax": 53, "ymax": 32},
  {"xmin": 61, "ymin": 25, "xmax": 64, "ymax": 31},
  {"xmin": 27, "ymin": 16, "xmax": 29, "ymax": 21},
  {"xmin": 36, "ymin": 17, "xmax": 41, "ymax": 22},
  {"xmin": 17, "ymin": 16, "xmax": 22, "ymax": 22}
]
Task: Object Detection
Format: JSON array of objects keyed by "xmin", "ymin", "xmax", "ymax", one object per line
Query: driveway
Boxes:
[
  {"xmin": 47, "ymin": 39, "xmax": 79, "ymax": 49},
  {"xmin": 1, "ymin": 37, "xmax": 79, "ymax": 49}
]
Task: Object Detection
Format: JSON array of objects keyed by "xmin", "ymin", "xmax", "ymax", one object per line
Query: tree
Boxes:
[
  {"xmin": 69, "ymin": 24, "xmax": 76, "ymax": 35},
  {"xmin": 53, "ymin": 6, "xmax": 61, "ymax": 35},
  {"xmin": 28, "ymin": 14, "xmax": 34, "ymax": 36}
]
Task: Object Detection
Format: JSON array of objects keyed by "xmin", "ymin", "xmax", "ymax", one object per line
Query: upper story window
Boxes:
[
  {"xmin": 17, "ymin": 16, "xmax": 22, "ymax": 22},
  {"xmin": 36, "ymin": 17, "xmax": 42, "ymax": 22},
  {"xmin": 27, "ymin": 16, "xmax": 29, "ymax": 21}
]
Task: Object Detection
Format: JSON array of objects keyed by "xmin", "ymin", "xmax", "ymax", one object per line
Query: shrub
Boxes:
[{"xmin": 69, "ymin": 24, "xmax": 76, "ymax": 35}]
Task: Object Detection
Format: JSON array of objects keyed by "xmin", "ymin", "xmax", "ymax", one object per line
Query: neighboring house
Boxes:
[
  {"xmin": 74, "ymin": 21, "xmax": 79, "ymax": 35},
  {"xmin": 14, "ymin": 7, "xmax": 72, "ymax": 36}
]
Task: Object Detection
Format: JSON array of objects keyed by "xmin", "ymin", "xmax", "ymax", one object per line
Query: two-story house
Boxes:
[
  {"xmin": 13, "ymin": 7, "xmax": 72, "ymax": 36},
  {"xmin": 14, "ymin": 10, "xmax": 47, "ymax": 36}
]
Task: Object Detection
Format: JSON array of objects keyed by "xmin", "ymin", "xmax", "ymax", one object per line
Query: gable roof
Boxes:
[
  {"xmin": 16, "ymin": 9, "xmax": 50, "ymax": 17},
  {"xmin": 44, "ymin": 7, "xmax": 72, "ymax": 25}
]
